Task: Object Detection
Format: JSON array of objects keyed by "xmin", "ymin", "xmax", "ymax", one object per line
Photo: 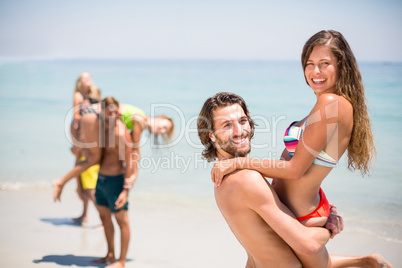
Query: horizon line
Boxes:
[{"xmin": 0, "ymin": 56, "xmax": 401, "ymax": 64}]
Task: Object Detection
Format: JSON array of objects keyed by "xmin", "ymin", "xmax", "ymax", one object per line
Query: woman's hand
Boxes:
[
  {"xmin": 211, "ymin": 157, "xmax": 243, "ymax": 187},
  {"xmin": 123, "ymin": 176, "xmax": 135, "ymax": 190}
]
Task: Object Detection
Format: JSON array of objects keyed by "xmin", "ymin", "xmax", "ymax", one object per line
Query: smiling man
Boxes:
[{"xmin": 197, "ymin": 92, "xmax": 342, "ymax": 267}]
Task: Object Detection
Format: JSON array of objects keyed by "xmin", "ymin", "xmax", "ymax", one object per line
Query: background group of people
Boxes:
[{"xmin": 53, "ymin": 72, "xmax": 174, "ymax": 268}]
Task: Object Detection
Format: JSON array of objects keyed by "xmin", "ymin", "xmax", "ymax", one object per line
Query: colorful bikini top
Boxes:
[{"xmin": 284, "ymin": 120, "xmax": 338, "ymax": 168}]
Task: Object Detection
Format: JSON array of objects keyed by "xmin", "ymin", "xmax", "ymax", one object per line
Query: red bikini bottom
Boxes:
[{"xmin": 297, "ymin": 188, "xmax": 330, "ymax": 222}]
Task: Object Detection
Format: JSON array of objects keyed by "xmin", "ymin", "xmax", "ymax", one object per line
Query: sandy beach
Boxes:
[{"xmin": 0, "ymin": 183, "xmax": 400, "ymax": 268}]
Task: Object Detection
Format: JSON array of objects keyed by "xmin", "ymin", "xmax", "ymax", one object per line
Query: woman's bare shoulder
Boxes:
[
  {"xmin": 317, "ymin": 93, "xmax": 351, "ymax": 108},
  {"xmin": 316, "ymin": 93, "xmax": 353, "ymax": 119}
]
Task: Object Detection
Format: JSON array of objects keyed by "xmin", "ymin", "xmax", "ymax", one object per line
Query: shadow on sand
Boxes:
[
  {"xmin": 40, "ymin": 218, "xmax": 83, "ymax": 227},
  {"xmin": 33, "ymin": 255, "xmax": 133, "ymax": 267},
  {"xmin": 33, "ymin": 255, "xmax": 104, "ymax": 267},
  {"xmin": 40, "ymin": 218, "xmax": 104, "ymax": 230}
]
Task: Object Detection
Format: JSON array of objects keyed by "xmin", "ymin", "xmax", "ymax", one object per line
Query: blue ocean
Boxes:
[{"xmin": 0, "ymin": 59, "xmax": 401, "ymax": 245}]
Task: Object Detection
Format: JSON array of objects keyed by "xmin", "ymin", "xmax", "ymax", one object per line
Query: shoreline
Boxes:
[{"xmin": 0, "ymin": 185, "xmax": 400, "ymax": 267}]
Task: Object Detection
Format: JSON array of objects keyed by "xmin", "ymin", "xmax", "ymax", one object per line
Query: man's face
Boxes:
[
  {"xmin": 104, "ymin": 103, "xmax": 119, "ymax": 127},
  {"xmin": 210, "ymin": 104, "xmax": 251, "ymax": 159}
]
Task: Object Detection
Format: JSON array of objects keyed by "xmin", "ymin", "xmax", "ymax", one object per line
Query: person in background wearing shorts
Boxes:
[
  {"xmin": 91, "ymin": 97, "xmax": 135, "ymax": 268},
  {"xmin": 74, "ymin": 158, "xmax": 100, "ymax": 223}
]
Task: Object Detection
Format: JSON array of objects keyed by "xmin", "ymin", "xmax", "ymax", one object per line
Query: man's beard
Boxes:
[{"xmin": 215, "ymin": 132, "xmax": 251, "ymax": 158}]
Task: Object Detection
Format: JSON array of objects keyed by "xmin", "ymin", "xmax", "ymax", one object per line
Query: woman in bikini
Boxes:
[
  {"xmin": 211, "ymin": 30, "xmax": 392, "ymax": 268},
  {"xmin": 71, "ymin": 72, "xmax": 101, "ymax": 153},
  {"xmin": 70, "ymin": 72, "xmax": 102, "ymax": 223}
]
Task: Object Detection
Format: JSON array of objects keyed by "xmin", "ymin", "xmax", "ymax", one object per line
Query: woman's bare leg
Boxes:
[
  {"xmin": 296, "ymin": 246, "xmax": 331, "ymax": 268},
  {"xmin": 330, "ymin": 253, "xmax": 393, "ymax": 268},
  {"xmin": 54, "ymin": 114, "xmax": 99, "ymax": 202}
]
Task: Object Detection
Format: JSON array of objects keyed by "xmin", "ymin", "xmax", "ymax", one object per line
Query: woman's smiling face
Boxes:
[{"xmin": 304, "ymin": 45, "xmax": 339, "ymax": 97}]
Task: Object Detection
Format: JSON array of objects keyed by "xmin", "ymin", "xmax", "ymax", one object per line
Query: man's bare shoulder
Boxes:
[
  {"xmin": 226, "ymin": 169, "xmax": 264, "ymax": 181},
  {"xmin": 217, "ymin": 169, "xmax": 274, "ymax": 208},
  {"xmin": 221, "ymin": 169, "xmax": 269, "ymax": 192}
]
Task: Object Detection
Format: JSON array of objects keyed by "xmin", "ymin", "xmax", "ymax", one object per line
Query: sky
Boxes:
[{"xmin": 0, "ymin": 0, "xmax": 401, "ymax": 62}]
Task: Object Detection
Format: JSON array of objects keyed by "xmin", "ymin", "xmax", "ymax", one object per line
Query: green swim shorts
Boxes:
[{"xmin": 95, "ymin": 173, "xmax": 129, "ymax": 212}]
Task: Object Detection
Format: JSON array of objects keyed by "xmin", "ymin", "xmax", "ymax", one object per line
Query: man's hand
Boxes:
[
  {"xmin": 324, "ymin": 204, "xmax": 344, "ymax": 239},
  {"xmin": 114, "ymin": 190, "xmax": 128, "ymax": 210}
]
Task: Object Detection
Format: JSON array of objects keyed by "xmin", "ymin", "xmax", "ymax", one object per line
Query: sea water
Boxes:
[{"xmin": 0, "ymin": 59, "xmax": 401, "ymax": 244}]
